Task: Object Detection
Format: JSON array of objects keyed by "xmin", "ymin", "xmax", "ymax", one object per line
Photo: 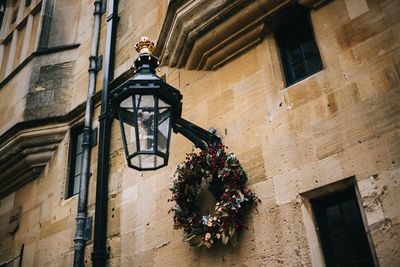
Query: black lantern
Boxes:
[
  {"xmin": 111, "ymin": 37, "xmax": 220, "ymax": 171},
  {"xmin": 111, "ymin": 37, "xmax": 182, "ymax": 170}
]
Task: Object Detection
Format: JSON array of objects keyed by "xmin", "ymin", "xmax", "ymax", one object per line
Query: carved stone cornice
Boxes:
[
  {"xmin": 155, "ymin": 0, "xmax": 327, "ymax": 70},
  {"xmin": 155, "ymin": 0, "xmax": 292, "ymax": 70},
  {"xmin": 0, "ymin": 124, "xmax": 68, "ymax": 198}
]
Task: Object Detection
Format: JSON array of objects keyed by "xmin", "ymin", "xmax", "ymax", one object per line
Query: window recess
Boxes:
[
  {"xmin": 311, "ymin": 188, "xmax": 375, "ymax": 267},
  {"xmin": 275, "ymin": 4, "xmax": 323, "ymax": 86},
  {"xmin": 67, "ymin": 124, "xmax": 84, "ymax": 198}
]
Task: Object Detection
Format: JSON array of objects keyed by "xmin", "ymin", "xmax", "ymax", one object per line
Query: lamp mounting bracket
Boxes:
[{"xmin": 173, "ymin": 117, "xmax": 221, "ymax": 151}]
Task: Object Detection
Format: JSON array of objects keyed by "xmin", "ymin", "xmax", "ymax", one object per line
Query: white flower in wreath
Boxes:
[{"xmin": 201, "ymin": 215, "xmax": 211, "ymax": 225}]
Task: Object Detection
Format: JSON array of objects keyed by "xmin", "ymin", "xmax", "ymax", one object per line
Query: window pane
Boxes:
[
  {"xmin": 287, "ymin": 46, "xmax": 303, "ymax": 65},
  {"xmin": 312, "ymin": 189, "xmax": 375, "ymax": 267},
  {"xmin": 291, "ymin": 61, "xmax": 307, "ymax": 82},
  {"xmin": 342, "ymin": 200, "xmax": 359, "ymax": 225},
  {"xmin": 302, "ymin": 40, "xmax": 318, "ymax": 59},
  {"xmin": 275, "ymin": 4, "xmax": 322, "ymax": 86},
  {"xmin": 68, "ymin": 126, "xmax": 83, "ymax": 198},
  {"xmin": 73, "ymin": 175, "xmax": 80, "ymax": 195},
  {"xmin": 74, "ymin": 153, "xmax": 82, "ymax": 176},
  {"xmin": 325, "ymin": 204, "xmax": 342, "ymax": 233},
  {"xmin": 283, "ymin": 30, "xmax": 300, "ymax": 49},
  {"xmin": 305, "ymin": 56, "xmax": 323, "ymax": 75},
  {"xmin": 76, "ymin": 132, "xmax": 83, "ymax": 154}
]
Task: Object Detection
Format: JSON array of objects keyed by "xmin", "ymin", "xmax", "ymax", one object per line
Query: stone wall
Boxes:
[
  {"xmin": 109, "ymin": 0, "xmax": 400, "ymax": 265},
  {"xmin": 0, "ymin": 0, "xmax": 399, "ymax": 266},
  {"xmin": 0, "ymin": 130, "xmax": 78, "ymax": 265},
  {"xmin": 0, "ymin": 0, "xmax": 95, "ymax": 265},
  {"xmin": 25, "ymin": 60, "xmax": 75, "ymax": 120}
]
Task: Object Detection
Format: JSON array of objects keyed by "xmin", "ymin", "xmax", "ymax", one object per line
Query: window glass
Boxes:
[
  {"xmin": 311, "ymin": 188, "xmax": 375, "ymax": 267},
  {"xmin": 0, "ymin": 1, "xmax": 6, "ymax": 30},
  {"xmin": 68, "ymin": 126, "xmax": 84, "ymax": 198},
  {"xmin": 275, "ymin": 4, "xmax": 323, "ymax": 86}
]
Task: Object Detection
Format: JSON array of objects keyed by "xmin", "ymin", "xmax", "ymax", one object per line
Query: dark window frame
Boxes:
[
  {"xmin": 311, "ymin": 187, "xmax": 375, "ymax": 267},
  {"xmin": 67, "ymin": 124, "xmax": 84, "ymax": 198},
  {"xmin": 0, "ymin": 0, "xmax": 6, "ymax": 30},
  {"xmin": 275, "ymin": 4, "xmax": 323, "ymax": 86}
]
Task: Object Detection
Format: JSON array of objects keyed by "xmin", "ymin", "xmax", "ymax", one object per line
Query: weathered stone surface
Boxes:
[
  {"xmin": 345, "ymin": 0, "xmax": 369, "ymax": 20},
  {"xmin": 0, "ymin": 0, "xmax": 399, "ymax": 266},
  {"xmin": 47, "ymin": 0, "xmax": 80, "ymax": 48},
  {"xmin": 25, "ymin": 61, "xmax": 75, "ymax": 120},
  {"xmin": 370, "ymin": 222, "xmax": 400, "ymax": 267}
]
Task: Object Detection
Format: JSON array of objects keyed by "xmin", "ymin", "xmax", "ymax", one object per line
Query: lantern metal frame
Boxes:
[{"xmin": 110, "ymin": 48, "xmax": 220, "ymax": 171}]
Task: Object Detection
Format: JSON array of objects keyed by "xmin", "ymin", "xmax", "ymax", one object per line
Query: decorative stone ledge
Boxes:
[
  {"xmin": 0, "ymin": 124, "xmax": 68, "ymax": 198},
  {"xmin": 155, "ymin": 0, "xmax": 327, "ymax": 70}
]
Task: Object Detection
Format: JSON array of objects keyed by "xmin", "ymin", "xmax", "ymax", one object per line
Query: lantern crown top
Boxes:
[{"xmin": 135, "ymin": 36, "xmax": 156, "ymax": 55}]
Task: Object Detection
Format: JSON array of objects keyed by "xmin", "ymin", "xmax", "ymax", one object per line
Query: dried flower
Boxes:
[
  {"xmin": 169, "ymin": 144, "xmax": 259, "ymax": 248},
  {"xmin": 205, "ymin": 232, "xmax": 211, "ymax": 241}
]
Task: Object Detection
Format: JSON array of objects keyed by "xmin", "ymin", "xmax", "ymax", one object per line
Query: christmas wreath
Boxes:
[{"xmin": 169, "ymin": 144, "xmax": 259, "ymax": 248}]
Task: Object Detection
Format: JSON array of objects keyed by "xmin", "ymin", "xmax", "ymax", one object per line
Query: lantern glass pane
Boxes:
[
  {"xmin": 119, "ymin": 96, "xmax": 137, "ymax": 155},
  {"xmin": 130, "ymin": 155, "xmax": 165, "ymax": 169},
  {"xmin": 157, "ymin": 99, "xmax": 171, "ymax": 154},
  {"xmin": 117, "ymin": 90, "xmax": 174, "ymax": 170},
  {"xmin": 136, "ymin": 95, "xmax": 155, "ymax": 153}
]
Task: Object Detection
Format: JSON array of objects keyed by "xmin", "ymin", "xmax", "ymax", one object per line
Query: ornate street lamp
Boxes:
[{"xmin": 111, "ymin": 37, "xmax": 220, "ymax": 171}]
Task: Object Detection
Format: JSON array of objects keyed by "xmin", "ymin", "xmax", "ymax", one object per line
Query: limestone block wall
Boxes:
[
  {"xmin": 24, "ymin": 57, "xmax": 76, "ymax": 120},
  {"xmin": 0, "ymin": 0, "xmax": 99, "ymax": 265},
  {"xmin": 46, "ymin": 0, "xmax": 80, "ymax": 48},
  {"xmin": 0, "ymin": 0, "xmax": 98, "ymax": 135},
  {"xmin": 0, "ymin": 63, "xmax": 31, "ymax": 134},
  {"xmin": 0, "ymin": 130, "xmax": 77, "ymax": 265},
  {"xmin": 0, "ymin": 0, "xmax": 399, "ymax": 266},
  {"xmin": 108, "ymin": 0, "xmax": 400, "ymax": 266}
]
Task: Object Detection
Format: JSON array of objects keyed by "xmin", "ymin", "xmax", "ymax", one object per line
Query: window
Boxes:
[
  {"xmin": 0, "ymin": 0, "xmax": 45, "ymax": 81},
  {"xmin": 275, "ymin": 4, "xmax": 322, "ymax": 86},
  {"xmin": 0, "ymin": 36, "xmax": 12, "ymax": 80},
  {"xmin": 10, "ymin": 0, "xmax": 20, "ymax": 25},
  {"xmin": 311, "ymin": 188, "xmax": 375, "ymax": 267},
  {"xmin": 0, "ymin": 0, "xmax": 5, "ymax": 30},
  {"xmin": 67, "ymin": 125, "xmax": 84, "ymax": 198}
]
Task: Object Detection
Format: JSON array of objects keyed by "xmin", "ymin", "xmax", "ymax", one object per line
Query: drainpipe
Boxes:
[
  {"xmin": 73, "ymin": 0, "xmax": 103, "ymax": 266},
  {"xmin": 92, "ymin": 0, "xmax": 118, "ymax": 266}
]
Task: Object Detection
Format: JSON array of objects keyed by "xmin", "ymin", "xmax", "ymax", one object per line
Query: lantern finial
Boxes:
[{"xmin": 135, "ymin": 36, "xmax": 156, "ymax": 55}]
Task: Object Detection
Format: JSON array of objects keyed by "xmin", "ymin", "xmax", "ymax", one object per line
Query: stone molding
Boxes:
[
  {"xmin": 155, "ymin": 0, "xmax": 327, "ymax": 70},
  {"xmin": 0, "ymin": 124, "xmax": 68, "ymax": 198}
]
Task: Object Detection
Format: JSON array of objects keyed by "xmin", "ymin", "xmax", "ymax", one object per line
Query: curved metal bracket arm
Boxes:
[{"xmin": 173, "ymin": 117, "xmax": 221, "ymax": 151}]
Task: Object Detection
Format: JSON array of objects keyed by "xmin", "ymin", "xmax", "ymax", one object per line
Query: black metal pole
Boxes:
[
  {"xmin": 92, "ymin": 0, "xmax": 118, "ymax": 266},
  {"xmin": 73, "ymin": 1, "xmax": 103, "ymax": 266}
]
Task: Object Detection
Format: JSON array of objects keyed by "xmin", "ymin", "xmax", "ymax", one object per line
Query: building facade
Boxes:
[{"xmin": 0, "ymin": 0, "xmax": 399, "ymax": 266}]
